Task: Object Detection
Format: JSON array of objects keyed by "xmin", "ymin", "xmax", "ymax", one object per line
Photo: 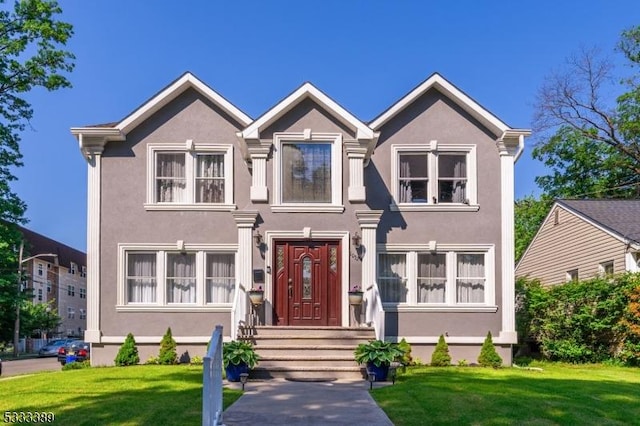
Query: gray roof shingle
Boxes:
[{"xmin": 558, "ymin": 199, "xmax": 640, "ymax": 245}]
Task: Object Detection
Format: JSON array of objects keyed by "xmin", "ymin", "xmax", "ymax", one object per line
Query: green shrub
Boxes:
[
  {"xmin": 457, "ymin": 359, "xmax": 468, "ymax": 367},
  {"xmin": 430, "ymin": 335, "xmax": 451, "ymax": 366},
  {"xmin": 478, "ymin": 331, "xmax": 502, "ymax": 367},
  {"xmin": 397, "ymin": 338, "xmax": 414, "ymax": 366},
  {"xmin": 145, "ymin": 355, "xmax": 159, "ymax": 365},
  {"xmin": 354, "ymin": 340, "xmax": 405, "ymax": 367},
  {"xmin": 158, "ymin": 327, "xmax": 178, "ymax": 365},
  {"xmin": 114, "ymin": 333, "xmax": 140, "ymax": 366},
  {"xmin": 190, "ymin": 355, "xmax": 203, "ymax": 365},
  {"xmin": 222, "ymin": 340, "xmax": 259, "ymax": 368},
  {"xmin": 62, "ymin": 360, "xmax": 91, "ymax": 371}
]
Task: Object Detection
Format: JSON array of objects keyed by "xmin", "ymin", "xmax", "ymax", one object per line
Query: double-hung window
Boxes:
[
  {"xmin": 391, "ymin": 143, "xmax": 477, "ymax": 210},
  {"xmin": 120, "ymin": 245, "xmax": 237, "ymax": 308},
  {"xmin": 273, "ymin": 132, "xmax": 343, "ymax": 212},
  {"xmin": 147, "ymin": 143, "xmax": 234, "ymax": 210},
  {"xmin": 377, "ymin": 244, "xmax": 494, "ymax": 308}
]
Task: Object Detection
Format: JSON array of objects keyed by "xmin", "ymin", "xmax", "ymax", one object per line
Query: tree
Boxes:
[
  {"xmin": 430, "ymin": 334, "xmax": 451, "ymax": 367},
  {"xmin": 19, "ymin": 299, "xmax": 60, "ymax": 338},
  {"xmin": 514, "ymin": 196, "xmax": 552, "ymax": 262},
  {"xmin": 0, "ymin": 0, "xmax": 74, "ymax": 343},
  {"xmin": 158, "ymin": 327, "xmax": 177, "ymax": 365},
  {"xmin": 115, "ymin": 333, "xmax": 140, "ymax": 366},
  {"xmin": 533, "ymin": 26, "xmax": 640, "ymax": 178}
]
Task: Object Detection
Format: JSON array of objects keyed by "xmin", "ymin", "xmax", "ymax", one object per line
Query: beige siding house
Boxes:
[
  {"xmin": 516, "ymin": 200, "xmax": 640, "ymax": 285},
  {"xmin": 71, "ymin": 72, "xmax": 529, "ymax": 369}
]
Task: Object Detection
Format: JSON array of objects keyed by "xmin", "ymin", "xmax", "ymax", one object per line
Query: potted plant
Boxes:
[
  {"xmin": 354, "ymin": 340, "xmax": 405, "ymax": 381},
  {"xmin": 247, "ymin": 286, "xmax": 264, "ymax": 305},
  {"xmin": 348, "ymin": 284, "xmax": 364, "ymax": 305},
  {"xmin": 222, "ymin": 340, "xmax": 259, "ymax": 382}
]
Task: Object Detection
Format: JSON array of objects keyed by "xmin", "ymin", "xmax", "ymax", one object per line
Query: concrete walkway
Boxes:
[{"xmin": 222, "ymin": 378, "xmax": 394, "ymax": 425}]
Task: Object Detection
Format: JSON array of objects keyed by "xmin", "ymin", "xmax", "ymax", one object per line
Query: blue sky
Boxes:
[{"xmin": 12, "ymin": 1, "xmax": 640, "ymax": 251}]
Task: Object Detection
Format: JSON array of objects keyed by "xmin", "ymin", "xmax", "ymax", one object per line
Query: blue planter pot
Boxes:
[
  {"xmin": 225, "ymin": 363, "xmax": 249, "ymax": 382},
  {"xmin": 367, "ymin": 362, "xmax": 390, "ymax": 382}
]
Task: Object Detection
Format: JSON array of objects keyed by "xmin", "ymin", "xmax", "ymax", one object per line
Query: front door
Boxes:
[{"xmin": 273, "ymin": 241, "xmax": 341, "ymax": 326}]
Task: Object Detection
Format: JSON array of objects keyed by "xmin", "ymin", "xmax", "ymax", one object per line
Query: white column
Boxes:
[
  {"xmin": 345, "ymin": 142, "xmax": 367, "ymax": 202},
  {"xmin": 250, "ymin": 153, "xmax": 269, "ymax": 202},
  {"xmin": 232, "ymin": 211, "xmax": 259, "ymax": 290},
  {"xmin": 356, "ymin": 210, "xmax": 383, "ymax": 288},
  {"xmin": 85, "ymin": 146, "xmax": 103, "ymax": 343},
  {"xmin": 499, "ymin": 145, "xmax": 517, "ymax": 343}
]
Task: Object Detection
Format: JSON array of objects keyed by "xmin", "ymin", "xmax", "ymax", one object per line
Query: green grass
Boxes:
[
  {"xmin": 372, "ymin": 363, "xmax": 640, "ymax": 425},
  {"xmin": 0, "ymin": 365, "xmax": 242, "ymax": 425}
]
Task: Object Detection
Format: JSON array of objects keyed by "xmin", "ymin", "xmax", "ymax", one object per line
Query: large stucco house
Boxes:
[{"xmin": 71, "ymin": 72, "xmax": 529, "ymax": 369}]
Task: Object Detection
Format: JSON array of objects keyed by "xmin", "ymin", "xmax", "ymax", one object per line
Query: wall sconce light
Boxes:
[
  {"xmin": 254, "ymin": 230, "xmax": 263, "ymax": 247},
  {"xmin": 352, "ymin": 231, "xmax": 361, "ymax": 249}
]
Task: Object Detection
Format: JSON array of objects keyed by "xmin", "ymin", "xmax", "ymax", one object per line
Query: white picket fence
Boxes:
[{"xmin": 202, "ymin": 325, "xmax": 224, "ymax": 426}]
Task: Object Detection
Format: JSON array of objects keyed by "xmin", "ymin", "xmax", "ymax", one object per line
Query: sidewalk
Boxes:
[{"xmin": 222, "ymin": 378, "xmax": 394, "ymax": 425}]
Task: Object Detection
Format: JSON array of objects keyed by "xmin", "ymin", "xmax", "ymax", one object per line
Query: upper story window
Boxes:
[
  {"xmin": 119, "ymin": 244, "xmax": 237, "ymax": 309},
  {"xmin": 80, "ymin": 266, "xmax": 87, "ymax": 278},
  {"xmin": 68, "ymin": 285, "xmax": 75, "ymax": 297},
  {"xmin": 273, "ymin": 132, "xmax": 343, "ymax": 212},
  {"xmin": 70, "ymin": 262, "xmax": 77, "ymax": 275},
  {"xmin": 377, "ymin": 244, "xmax": 495, "ymax": 309},
  {"xmin": 79, "ymin": 288, "xmax": 86, "ymax": 299},
  {"xmin": 146, "ymin": 143, "xmax": 234, "ymax": 211},
  {"xmin": 391, "ymin": 143, "xmax": 477, "ymax": 211},
  {"xmin": 37, "ymin": 263, "xmax": 44, "ymax": 276}
]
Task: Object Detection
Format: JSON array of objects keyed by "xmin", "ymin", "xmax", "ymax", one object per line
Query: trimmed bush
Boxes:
[
  {"xmin": 144, "ymin": 356, "xmax": 159, "ymax": 365},
  {"xmin": 397, "ymin": 338, "xmax": 414, "ymax": 366},
  {"xmin": 62, "ymin": 360, "xmax": 91, "ymax": 371},
  {"xmin": 430, "ymin": 334, "xmax": 451, "ymax": 366},
  {"xmin": 158, "ymin": 327, "xmax": 178, "ymax": 365},
  {"xmin": 114, "ymin": 333, "xmax": 140, "ymax": 366},
  {"xmin": 478, "ymin": 331, "xmax": 502, "ymax": 367}
]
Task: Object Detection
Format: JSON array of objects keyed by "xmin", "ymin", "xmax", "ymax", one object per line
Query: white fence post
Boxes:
[{"xmin": 202, "ymin": 325, "xmax": 224, "ymax": 426}]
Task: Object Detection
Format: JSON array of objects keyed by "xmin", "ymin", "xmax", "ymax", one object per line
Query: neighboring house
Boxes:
[
  {"xmin": 19, "ymin": 227, "xmax": 87, "ymax": 338},
  {"xmin": 71, "ymin": 72, "xmax": 529, "ymax": 366},
  {"xmin": 516, "ymin": 199, "xmax": 640, "ymax": 285}
]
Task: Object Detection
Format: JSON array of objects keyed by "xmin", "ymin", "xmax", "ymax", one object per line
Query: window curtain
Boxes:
[
  {"xmin": 378, "ymin": 254, "xmax": 406, "ymax": 303},
  {"xmin": 418, "ymin": 253, "xmax": 446, "ymax": 303},
  {"xmin": 456, "ymin": 253, "xmax": 485, "ymax": 303},
  {"xmin": 206, "ymin": 253, "xmax": 235, "ymax": 303},
  {"xmin": 167, "ymin": 253, "xmax": 196, "ymax": 303},
  {"xmin": 438, "ymin": 155, "xmax": 467, "ymax": 203},
  {"xmin": 282, "ymin": 143, "xmax": 331, "ymax": 203},
  {"xmin": 127, "ymin": 253, "xmax": 157, "ymax": 303},
  {"xmin": 399, "ymin": 153, "xmax": 428, "ymax": 203},
  {"xmin": 196, "ymin": 154, "xmax": 225, "ymax": 203},
  {"xmin": 156, "ymin": 153, "xmax": 187, "ymax": 202}
]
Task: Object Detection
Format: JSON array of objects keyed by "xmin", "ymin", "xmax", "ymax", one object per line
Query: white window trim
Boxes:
[
  {"xmin": 117, "ymin": 243, "xmax": 238, "ymax": 311},
  {"xmin": 272, "ymin": 132, "xmax": 344, "ymax": 213},
  {"xmin": 377, "ymin": 243, "xmax": 495, "ymax": 310},
  {"xmin": 566, "ymin": 269, "xmax": 579, "ymax": 282},
  {"xmin": 390, "ymin": 143, "xmax": 478, "ymax": 212},
  {"xmin": 145, "ymin": 143, "xmax": 236, "ymax": 211},
  {"xmin": 598, "ymin": 260, "xmax": 614, "ymax": 275}
]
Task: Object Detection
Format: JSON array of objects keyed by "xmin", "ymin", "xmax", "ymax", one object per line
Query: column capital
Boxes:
[
  {"xmin": 231, "ymin": 211, "xmax": 259, "ymax": 228},
  {"xmin": 344, "ymin": 140, "xmax": 368, "ymax": 158},
  {"xmin": 356, "ymin": 210, "xmax": 383, "ymax": 227}
]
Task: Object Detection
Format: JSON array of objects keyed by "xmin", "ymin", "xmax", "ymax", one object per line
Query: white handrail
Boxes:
[
  {"xmin": 364, "ymin": 282, "xmax": 385, "ymax": 340},
  {"xmin": 202, "ymin": 325, "xmax": 223, "ymax": 426},
  {"xmin": 230, "ymin": 284, "xmax": 247, "ymax": 340}
]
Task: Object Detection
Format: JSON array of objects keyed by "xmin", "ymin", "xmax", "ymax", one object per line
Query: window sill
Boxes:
[
  {"xmin": 116, "ymin": 305, "xmax": 232, "ymax": 313},
  {"xmin": 389, "ymin": 203, "xmax": 480, "ymax": 212},
  {"xmin": 382, "ymin": 304, "xmax": 498, "ymax": 313},
  {"xmin": 144, "ymin": 203, "xmax": 237, "ymax": 211},
  {"xmin": 271, "ymin": 204, "xmax": 345, "ymax": 213}
]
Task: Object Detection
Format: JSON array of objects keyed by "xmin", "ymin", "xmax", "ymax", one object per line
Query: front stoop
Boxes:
[{"xmin": 239, "ymin": 326, "xmax": 375, "ymax": 380}]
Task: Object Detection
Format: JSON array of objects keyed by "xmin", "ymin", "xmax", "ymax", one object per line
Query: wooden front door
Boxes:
[{"xmin": 273, "ymin": 241, "xmax": 341, "ymax": 326}]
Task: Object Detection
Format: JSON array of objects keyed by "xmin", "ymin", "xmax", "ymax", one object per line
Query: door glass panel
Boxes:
[{"xmin": 302, "ymin": 256, "xmax": 312, "ymax": 299}]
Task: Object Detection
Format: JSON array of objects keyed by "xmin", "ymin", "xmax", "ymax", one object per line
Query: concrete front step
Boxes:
[
  {"xmin": 244, "ymin": 336, "xmax": 373, "ymax": 346},
  {"xmin": 258, "ymin": 356, "xmax": 357, "ymax": 368},
  {"xmin": 252, "ymin": 345, "xmax": 358, "ymax": 357},
  {"xmin": 251, "ymin": 365, "xmax": 366, "ymax": 380}
]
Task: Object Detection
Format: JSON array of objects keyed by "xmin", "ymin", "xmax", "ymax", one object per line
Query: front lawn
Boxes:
[
  {"xmin": 0, "ymin": 365, "xmax": 242, "ymax": 425},
  {"xmin": 373, "ymin": 363, "xmax": 640, "ymax": 425}
]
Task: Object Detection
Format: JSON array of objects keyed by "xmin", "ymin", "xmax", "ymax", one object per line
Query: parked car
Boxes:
[
  {"xmin": 39, "ymin": 339, "xmax": 80, "ymax": 357},
  {"xmin": 57, "ymin": 341, "xmax": 90, "ymax": 366}
]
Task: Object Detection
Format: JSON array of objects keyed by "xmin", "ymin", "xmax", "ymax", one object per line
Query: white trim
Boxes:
[
  {"xmin": 146, "ymin": 143, "xmax": 234, "ymax": 206},
  {"xmin": 272, "ymin": 132, "xmax": 343, "ymax": 212},
  {"xmin": 263, "ymin": 230, "xmax": 350, "ymax": 327},
  {"xmin": 390, "ymin": 144, "xmax": 477, "ymax": 210},
  {"xmin": 370, "ymin": 73, "xmax": 511, "ymax": 136},
  {"xmin": 377, "ymin": 243, "xmax": 496, "ymax": 307},
  {"xmin": 241, "ymin": 82, "xmax": 373, "ymax": 140},
  {"xmin": 101, "ymin": 335, "xmax": 217, "ymax": 344},
  {"xmin": 85, "ymin": 149, "xmax": 102, "ymax": 343},
  {"xmin": 117, "ymin": 72, "xmax": 251, "ymax": 134},
  {"xmin": 117, "ymin": 243, "xmax": 238, "ymax": 309}
]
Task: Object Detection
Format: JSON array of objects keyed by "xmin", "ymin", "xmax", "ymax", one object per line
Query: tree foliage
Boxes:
[
  {"xmin": 115, "ymin": 333, "xmax": 140, "ymax": 366},
  {"xmin": 516, "ymin": 274, "xmax": 640, "ymax": 365},
  {"xmin": 430, "ymin": 334, "xmax": 451, "ymax": 367},
  {"xmin": 514, "ymin": 196, "xmax": 552, "ymax": 262},
  {"xmin": 158, "ymin": 327, "xmax": 177, "ymax": 365},
  {"xmin": 0, "ymin": 0, "xmax": 74, "ymax": 343}
]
